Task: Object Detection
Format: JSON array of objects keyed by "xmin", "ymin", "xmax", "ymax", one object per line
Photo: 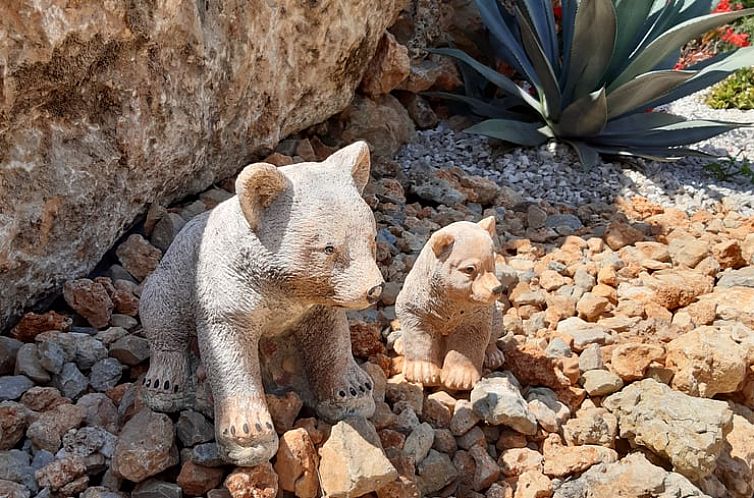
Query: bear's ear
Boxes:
[
  {"xmin": 430, "ymin": 231, "xmax": 455, "ymax": 259},
  {"xmin": 328, "ymin": 141, "xmax": 371, "ymax": 194},
  {"xmin": 235, "ymin": 163, "xmax": 288, "ymax": 230},
  {"xmin": 478, "ymin": 216, "xmax": 496, "ymax": 238}
]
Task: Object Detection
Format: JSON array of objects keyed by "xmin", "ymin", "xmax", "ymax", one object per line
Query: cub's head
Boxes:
[
  {"xmin": 235, "ymin": 141, "xmax": 384, "ymax": 309},
  {"xmin": 428, "ymin": 218, "xmax": 503, "ymax": 305}
]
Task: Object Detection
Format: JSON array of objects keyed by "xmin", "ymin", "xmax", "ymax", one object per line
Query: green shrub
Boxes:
[
  {"xmin": 706, "ymin": 66, "xmax": 754, "ymax": 108},
  {"xmin": 431, "ymin": 0, "xmax": 754, "ymax": 166}
]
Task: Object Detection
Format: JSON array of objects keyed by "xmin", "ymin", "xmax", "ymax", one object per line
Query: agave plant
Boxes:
[{"xmin": 431, "ymin": 0, "xmax": 754, "ymax": 166}]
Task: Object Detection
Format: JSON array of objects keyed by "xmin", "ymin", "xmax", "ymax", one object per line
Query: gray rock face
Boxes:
[
  {"xmin": 175, "ymin": 410, "xmax": 215, "ymax": 447},
  {"xmin": 108, "ymin": 336, "xmax": 150, "ymax": 366},
  {"xmin": 74, "ymin": 336, "xmax": 108, "ymax": 371},
  {"xmin": 89, "ymin": 358, "xmax": 124, "ymax": 392},
  {"xmin": 132, "ymin": 479, "xmax": 183, "ymax": 498},
  {"xmin": 717, "ymin": 266, "xmax": 754, "ymax": 288},
  {"xmin": 0, "ymin": 0, "xmax": 404, "ymax": 332},
  {"xmin": 0, "ymin": 337, "xmax": 22, "ymax": 375},
  {"xmin": 15, "ymin": 344, "xmax": 50, "ymax": 383},
  {"xmin": 0, "ymin": 376, "xmax": 34, "ymax": 401},
  {"xmin": 603, "ymin": 378, "xmax": 733, "ymax": 482},
  {"xmin": 553, "ymin": 452, "xmax": 707, "ymax": 498},
  {"xmin": 470, "ymin": 373, "xmax": 537, "ymax": 435},
  {"xmin": 54, "ymin": 363, "xmax": 89, "ymax": 400},
  {"xmin": 0, "ymin": 449, "xmax": 36, "ymax": 492}
]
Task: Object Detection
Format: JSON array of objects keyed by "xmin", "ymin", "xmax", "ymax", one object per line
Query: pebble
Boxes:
[
  {"xmin": 470, "ymin": 373, "xmax": 537, "ymax": 435},
  {"xmin": 0, "ymin": 376, "xmax": 34, "ymax": 401},
  {"xmin": 54, "ymin": 362, "xmax": 89, "ymax": 400},
  {"xmin": 89, "ymin": 358, "xmax": 124, "ymax": 392},
  {"xmin": 580, "ymin": 370, "xmax": 624, "ymax": 397},
  {"xmin": 0, "ymin": 337, "xmax": 22, "ymax": 375},
  {"xmin": 403, "ymin": 422, "xmax": 434, "ymax": 464},
  {"xmin": 176, "ymin": 410, "xmax": 215, "ymax": 447},
  {"xmin": 132, "ymin": 479, "xmax": 183, "ymax": 498},
  {"xmin": 109, "ymin": 335, "xmax": 150, "ymax": 366},
  {"xmin": 15, "ymin": 344, "xmax": 50, "ymax": 383}
]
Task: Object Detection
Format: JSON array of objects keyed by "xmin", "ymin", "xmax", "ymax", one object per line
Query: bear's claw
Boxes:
[
  {"xmin": 216, "ymin": 395, "xmax": 279, "ymax": 466},
  {"xmin": 484, "ymin": 346, "xmax": 505, "ymax": 370},
  {"xmin": 142, "ymin": 350, "xmax": 193, "ymax": 412},
  {"xmin": 403, "ymin": 358, "xmax": 442, "ymax": 386},
  {"xmin": 315, "ymin": 360, "xmax": 375, "ymax": 422}
]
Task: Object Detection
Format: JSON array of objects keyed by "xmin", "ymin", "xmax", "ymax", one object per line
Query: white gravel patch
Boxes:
[{"xmin": 395, "ymin": 91, "xmax": 754, "ymax": 216}]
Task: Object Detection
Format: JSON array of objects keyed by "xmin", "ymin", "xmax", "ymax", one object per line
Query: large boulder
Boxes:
[{"xmin": 0, "ymin": 0, "xmax": 403, "ymax": 331}]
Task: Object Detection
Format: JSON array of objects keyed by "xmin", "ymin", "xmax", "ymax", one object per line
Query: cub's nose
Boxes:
[
  {"xmin": 367, "ymin": 283, "xmax": 384, "ymax": 304},
  {"xmin": 492, "ymin": 285, "xmax": 504, "ymax": 295}
]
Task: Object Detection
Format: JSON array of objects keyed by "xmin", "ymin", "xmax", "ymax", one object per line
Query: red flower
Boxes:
[
  {"xmin": 713, "ymin": 0, "xmax": 731, "ymax": 12},
  {"xmin": 553, "ymin": 5, "xmax": 562, "ymax": 20},
  {"xmin": 721, "ymin": 26, "xmax": 750, "ymax": 47}
]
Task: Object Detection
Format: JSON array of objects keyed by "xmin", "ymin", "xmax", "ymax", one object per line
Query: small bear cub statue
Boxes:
[
  {"xmin": 138, "ymin": 141, "xmax": 384, "ymax": 466},
  {"xmin": 396, "ymin": 217, "xmax": 506, "ymax": 390}
]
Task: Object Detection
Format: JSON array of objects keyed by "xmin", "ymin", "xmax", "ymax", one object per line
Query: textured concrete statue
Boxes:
[
  {"xmin": 397, "ymin": 218, "xmax": 506, "ymax": 390},
  {"xmin": 138, "ymin": 142, "xmax": 384, "ymax": 466}
]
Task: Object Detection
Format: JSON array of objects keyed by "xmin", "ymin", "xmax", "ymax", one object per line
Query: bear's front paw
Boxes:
[
  {"xmin": 216, "ymin": 395, "xmax": 278, "ymax": 466},
  {"xmin": 484, "ymin": 346, "xmax": 505, "ymax": 370},
  {"xmin": 315, "ymin": 360, "xmax": 375, "ymax": 422},
  {"xmin": 403, "ymin": 358, "xmax": 442, "ymax": 386},
  {"xmin": 441, "ymin": 351, "xmax": 482, "ymax": 391}
]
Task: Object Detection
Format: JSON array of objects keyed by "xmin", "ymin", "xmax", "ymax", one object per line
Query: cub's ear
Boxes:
[
  {"xmin": 430, "ymin": 231, "xmax": 455, "ymax": 259},
  {"xmin": 235, "ymin": 163, "xmax": 288, "ymax": 230},
  {"xmin": 328, "ymin": 141, "xmax": 371, "ymax": 194},
  {"xmin": 478, "ymin": 216, "xmax": 496, "ymax": 238}
]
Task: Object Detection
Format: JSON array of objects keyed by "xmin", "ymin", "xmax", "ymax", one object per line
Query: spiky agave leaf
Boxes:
[{"xmin": 430, "ymin": 0, "xmax": 754, "ymax": 165}]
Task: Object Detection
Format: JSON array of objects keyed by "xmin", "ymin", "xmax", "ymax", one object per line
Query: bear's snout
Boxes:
[{"xmin": 367, "ymin": 283, "xmax": 384, "ymax": 304}]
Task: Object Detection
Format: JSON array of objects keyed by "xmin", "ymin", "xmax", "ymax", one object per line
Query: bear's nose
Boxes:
[
  {"xmin": 492, "ymin": 285, "xmax": 504, "ymax": 295},
  {"xmin": 367, "ymin": 283, "xmax": 384, "ymax": 304}
]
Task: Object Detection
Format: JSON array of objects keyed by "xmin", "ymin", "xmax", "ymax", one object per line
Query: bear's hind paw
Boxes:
[{"xmin": 142, "ymin": 350, "xmax": 193, "ymax": 412}]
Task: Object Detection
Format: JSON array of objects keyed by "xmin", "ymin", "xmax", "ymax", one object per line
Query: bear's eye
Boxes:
[
  {"xmin": 324, "ymin": 244, "xmax": 336, "ymax": 254},
  {"xmin": 461, "ymin": 265, "xmax": 477, "ymax": 275}
]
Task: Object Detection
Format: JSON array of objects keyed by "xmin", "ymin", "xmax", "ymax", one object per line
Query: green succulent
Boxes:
[{"xmin": 430, "ymin": 0, "xmax": 754, "ymax": 166}]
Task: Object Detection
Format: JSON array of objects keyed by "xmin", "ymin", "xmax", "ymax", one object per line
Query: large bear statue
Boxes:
[{"xmin": 138, "ymin": 141, "xmax": 384, "ymax": 466}]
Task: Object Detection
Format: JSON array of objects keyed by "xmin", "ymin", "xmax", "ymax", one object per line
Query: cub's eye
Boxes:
[
  {"xmin": 324, "ymin": 244, "xmax": 336, "ymax": 254},
  {"xmin": 461, "ymin": 266, "xmax": 477, "ymax": 275}
]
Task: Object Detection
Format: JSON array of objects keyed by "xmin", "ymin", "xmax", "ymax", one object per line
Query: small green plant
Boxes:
[
  {"xmin": 431, "ymin": 0, "xmax": 754, "ymax": 167},
  {"xmin": 706, "ymin": 66, "xmax": 754, "ymax": 108},
  {"xmin": 703, "ymin": 152, "xmax": 754, "ymax": 182}
]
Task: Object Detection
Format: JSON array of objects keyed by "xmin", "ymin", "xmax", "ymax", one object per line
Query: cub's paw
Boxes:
[
  {"xmin": 484, "ymin": 346, "xmax": 505, "ymax": 370},
  {"xmin": 216, "ymin": 395, "xmax": 278, "ymax": 466},
  {"xmin": 315, "ymin": 360, "xmax": 375, "ymax": 422},
  {"xmin": 441, "ymin": 351, "xmax": 481, "ymax": 391},
  {"xmin": 141, "ymin": 350, "xmax": 193, "ymax": 412},
  {"xmin": 403, "ymin": 358, "xmax": 442, "ymax": 386}
]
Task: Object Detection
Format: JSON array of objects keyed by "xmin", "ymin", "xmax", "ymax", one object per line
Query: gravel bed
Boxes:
[{"xmin": 395, "ymin": 91, "xmax": 754, "ymax": 215}]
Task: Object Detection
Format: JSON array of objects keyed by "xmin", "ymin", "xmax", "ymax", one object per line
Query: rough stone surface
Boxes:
[
  {"xmin": 0, "ymin": 376, "xmax": 34, "ymax": 402},
  {"xmin": 318, "ymin": 417, "xmax": 398, "ymax": 498},
  {"xmin": 603, "ymin": 378, "xmax": 733, "ymax": 481},
  {"xmin": 470, "ymin": 373, "xmax": 537, "ymax": 435},
  {"xmin": 0, "ymin": 0, "xmax": 403, "ymax": 332},
  {"xmin": 542, "ymin": 434, "xmax": 618, "ymax": 478},
  {"xmin": 553, "ymin": 452, "xmax": 707, "ymax": 498},
  {"xmin": 62, "ymin": 280, "xmax": 113, "ymax": 329},
  {"xmin": 273, "ymin": 428, "xmax": 319, "ymax": 498},
  {"xmin": 416, "ymin": 449, "xmax": 458, "ymax": 496},
  {"xmin": 176, "ymin": 461, "xmax": 224, "ymax": 497},
  {"xmin": 27, "ymin": 403, "xmax": 85, "ymax": 452},
  {"xmin": 666, "ymin": 326, "xmax": 749, "ymax": 398},
  {"xmin": 112, "ymin": 409, "xmax": 178, "ymax": 483},
  {"xmin": 562, "ymin": 407, "xmax": 617, "ymax": 448},
  {"xmin": 224, "ymin": 463, "xmax": 278, "ymax": 498}
]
